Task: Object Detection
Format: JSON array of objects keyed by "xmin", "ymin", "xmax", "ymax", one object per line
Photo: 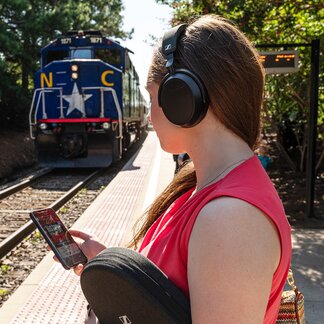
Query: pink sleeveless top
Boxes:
[{"xmin": 139, "ymin": 155, "xmax": 292, "ymax": 324}]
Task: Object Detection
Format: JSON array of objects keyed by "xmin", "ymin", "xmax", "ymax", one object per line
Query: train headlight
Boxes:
[
  {"xmin": 72, "ymin": 72, "xmax": 78, "ymax": 79},
  {"xmin": 71, "ymin": 65, "xmax": 78, "ymax": 72},
  {"xmin": 102, "ymin": 122, "xmax": 110, "ymax": 130},
  {"xmin": 39, "ymin": 123, "xmax": 47, "ymax": 130}
]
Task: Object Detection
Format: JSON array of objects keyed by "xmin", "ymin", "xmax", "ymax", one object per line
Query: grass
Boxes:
[
  {"xmin": 1, "ymin": 264, "xmax": 11, "ymax": 274},
  {"xmin": 0, "ymin": 289, "xmax": 9, "ymax": 296}
]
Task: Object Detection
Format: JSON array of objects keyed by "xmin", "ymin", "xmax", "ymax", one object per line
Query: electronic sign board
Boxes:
[{"xmin": 259, "ymin": 50, "xmax": 299, "ymax": 74}]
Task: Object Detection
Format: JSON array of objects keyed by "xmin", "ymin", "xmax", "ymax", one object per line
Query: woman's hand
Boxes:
[
  {"xmin": 68, "ymin": 229, "xmax": 106, "ymax": 260},
  {"xmin": 68, "ymin": 229, "xmax": 107, "ymax": 276},
  {"xmin": 49, "ymin": 229, "xmax": 107, "ymax": 276}
]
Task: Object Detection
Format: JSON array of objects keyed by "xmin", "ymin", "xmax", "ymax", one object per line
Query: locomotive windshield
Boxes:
[
  {"xmin": 44, "ymin": 50, "xmax": 69, "ymax": 66},
  {"xmin": 42, "ymin": 40, "xmax": 123, "ymax": 68},
  {"xmin": 71, "ymin": 48, "xmax": 92, "ymax": 59},
  {"xmin": 95, "ymin": 48, "xmax": 121, "ymax": 66}
]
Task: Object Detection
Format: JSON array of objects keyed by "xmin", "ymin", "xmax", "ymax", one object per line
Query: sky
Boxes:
[{"xmin": 120, "ymin": 0, "xmax": 173, "ymax": 100}]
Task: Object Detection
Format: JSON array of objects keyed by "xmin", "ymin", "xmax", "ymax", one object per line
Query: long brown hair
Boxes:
[{"xmin": 129, "ymin": 15, "xmax": 265, "ymax": 249}]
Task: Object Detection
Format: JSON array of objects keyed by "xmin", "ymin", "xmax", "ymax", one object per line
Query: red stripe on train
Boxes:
[{"xmin": 37, "ymin": 118, "xmax": 119, "ymax": 123}]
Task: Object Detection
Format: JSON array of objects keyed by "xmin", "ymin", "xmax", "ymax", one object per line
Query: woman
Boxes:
[{"xmin": 71, "ymin": 15, "xmax": 292, "ymax": 323}]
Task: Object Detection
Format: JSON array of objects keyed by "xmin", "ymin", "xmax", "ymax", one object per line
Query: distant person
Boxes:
[
  {"xmin": 55, "ymin": 15, "xmax": 292, "ymax": 323},
  {"xmin": 257, "ymin": 140, "xmax": 272, "ymax": 170},
  {"xmin": 173, "ymin": 153, "xmax": 191, "ymax": 174}
]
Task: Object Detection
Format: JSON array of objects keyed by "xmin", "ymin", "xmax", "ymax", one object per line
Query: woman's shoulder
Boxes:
[
  {"xmin": 194, "ymin": 195, "xmax": 282, "ymax": 279},
  {"xmin": 190, "ymin": 196, "xmax": 281, "ymax": 264},
  {"xmin": 182, "ymin": 155, "xmax": 287, "ymax": 237}
]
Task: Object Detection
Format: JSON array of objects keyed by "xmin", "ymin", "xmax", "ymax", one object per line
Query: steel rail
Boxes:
[
  {"xmin": 0, "ymin": 168, "xmax": 53, "ymax": 200},
  {"xmin": 0, "ymin": 168, "xmax": 103, "ymax": 259}
]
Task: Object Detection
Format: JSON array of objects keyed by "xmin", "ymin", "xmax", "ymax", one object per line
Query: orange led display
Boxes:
[{"xmin": 259, "ymin": 50, "xmax": 299, "ymax": 74}]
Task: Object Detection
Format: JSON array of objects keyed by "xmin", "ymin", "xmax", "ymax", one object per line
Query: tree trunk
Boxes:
[{"xmin": 21, "ymin": 60, "xmax": 29, "ymax": 94}]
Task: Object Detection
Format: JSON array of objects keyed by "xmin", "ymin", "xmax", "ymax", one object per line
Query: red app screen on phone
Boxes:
[{"xmin": 31, "ymin": 208, "xmax": 87, "ymax": 269}]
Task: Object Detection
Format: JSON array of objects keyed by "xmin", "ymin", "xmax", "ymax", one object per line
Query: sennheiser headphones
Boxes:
[{"xmin": 158, "ymin": 24, "xmax": 209, "ymax": 127}]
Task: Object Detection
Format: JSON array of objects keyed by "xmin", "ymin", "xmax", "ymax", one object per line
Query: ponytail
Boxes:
[{"xmin": 129, "ymin": 162, "xmax": 196, "ymax": 249}]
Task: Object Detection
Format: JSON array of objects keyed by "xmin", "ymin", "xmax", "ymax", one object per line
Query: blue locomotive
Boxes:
[{"xmin": 29, "ymin": 30, "xmax": 148, "ymax": 167}]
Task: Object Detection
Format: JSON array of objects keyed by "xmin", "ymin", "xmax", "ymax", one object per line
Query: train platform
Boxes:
[{"xmin": 0, "ymin": 130, "xmax": 323, "ymax": 323}]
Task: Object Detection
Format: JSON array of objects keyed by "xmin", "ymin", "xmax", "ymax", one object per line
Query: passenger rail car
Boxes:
[{"xmin": 29, "ymin": 31, "xmax": 148, "ymax": 167}]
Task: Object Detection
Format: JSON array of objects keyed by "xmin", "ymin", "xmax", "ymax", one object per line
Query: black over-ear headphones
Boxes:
[{"xmin": 158, "ymin": 24, "xmax": 209, "ymax": 127}]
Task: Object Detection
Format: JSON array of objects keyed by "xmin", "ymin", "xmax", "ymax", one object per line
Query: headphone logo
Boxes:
[
  {"xmin": 119, "ymin": 315, "xmax": 132, "ymax": 324},
  {"xmin": 164, "ymin": 43, "xmax": 172, "ymax": 51}
]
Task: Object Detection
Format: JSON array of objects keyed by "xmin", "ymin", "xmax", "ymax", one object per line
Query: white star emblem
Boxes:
[{"xmin": 62, "ymin": 83, "xmax": 92, "ymax": 116}]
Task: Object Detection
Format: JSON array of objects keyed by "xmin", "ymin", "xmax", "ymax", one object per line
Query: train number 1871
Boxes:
[
  {"xmin": 60, "ymin": 38, "xmax": 72, "ymax": 44},
  {"xmin": 90, "ymin": 37, "xmax": 103, "ymax": 44}
]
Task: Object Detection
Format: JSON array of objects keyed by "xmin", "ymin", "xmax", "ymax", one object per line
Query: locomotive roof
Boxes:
[{"xmin": 42, "ymin": 31, "xmax": 125, "ymax": 51}]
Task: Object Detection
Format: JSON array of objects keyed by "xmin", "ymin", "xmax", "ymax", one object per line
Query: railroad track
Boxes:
[
  {"xmin": 0, "ymin": 168, "xmax": 103, "ymax": 259},
  {"xmin": 0, "ymin": 167, "xmax": 53, "ymax": 200}
]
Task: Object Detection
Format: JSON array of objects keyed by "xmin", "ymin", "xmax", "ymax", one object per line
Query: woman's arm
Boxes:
[{"xmin": 188, "ymin": 197, "xmax": 280, "ymax": 324}]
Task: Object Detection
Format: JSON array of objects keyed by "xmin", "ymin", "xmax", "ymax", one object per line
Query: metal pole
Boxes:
[
  {"xmin": 59, "ymin": 88, "xmax": 64, "ymax": 118},
  {"xmin": 306, "ymin": 39, "xmax": 320, "ymax": 218}
]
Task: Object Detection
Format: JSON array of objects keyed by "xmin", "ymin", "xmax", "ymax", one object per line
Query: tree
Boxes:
[{"xmin": 156, "ymin": 0, "xmax": 324, "ymax": 171}]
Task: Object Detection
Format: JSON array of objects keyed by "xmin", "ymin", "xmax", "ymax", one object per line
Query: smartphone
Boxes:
[{"xmin": 30, "ymin": 208, "xmax": 88, "ymax": 270}]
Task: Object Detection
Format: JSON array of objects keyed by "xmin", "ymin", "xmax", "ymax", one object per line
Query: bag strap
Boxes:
[
  {"xmin": 287, "ymin": 269, "xmax": 296, "ymax": 290},
  {"xmin": 286, "ymin": 269, "xmax": 301, "ymax": 324}
]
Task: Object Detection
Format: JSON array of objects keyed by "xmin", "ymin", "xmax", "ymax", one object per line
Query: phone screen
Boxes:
[{"xmin": 30, "ymin": 208, "xmax": 87, "ymax": 269}]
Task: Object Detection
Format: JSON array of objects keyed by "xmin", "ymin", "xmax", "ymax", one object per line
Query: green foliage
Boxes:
[
  {"xmin": 0, "ymin": 0, "xmax": 131, "ymax": 130},
  {"xmin": 157, "ymin": 0, "xmax": 324, "ymax": 171}
]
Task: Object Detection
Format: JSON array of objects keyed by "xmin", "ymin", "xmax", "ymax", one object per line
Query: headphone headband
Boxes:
[{"xmin": 162, "ymin": 24, "xmax": 187, "ymax": 70}]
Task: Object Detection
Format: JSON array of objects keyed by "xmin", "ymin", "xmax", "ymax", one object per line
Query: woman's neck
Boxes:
[{"xmin": 186, "ymin": 122, "xmax": 254, "ymax": 191}]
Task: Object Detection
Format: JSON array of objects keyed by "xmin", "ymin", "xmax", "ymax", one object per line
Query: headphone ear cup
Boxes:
[{"xmin": 158, "ymin": 70, "xmax": 208, "ymax": 127}]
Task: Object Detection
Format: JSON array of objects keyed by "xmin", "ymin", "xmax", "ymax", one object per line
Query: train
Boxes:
[{"xmin": 29, "ymin": 30, "xmax": 148, "ymax": 167}]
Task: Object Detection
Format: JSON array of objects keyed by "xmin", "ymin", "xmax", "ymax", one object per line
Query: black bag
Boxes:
[{"xmin": 80, "ymin": 247, "xmax": 192, "ymax": 324}]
